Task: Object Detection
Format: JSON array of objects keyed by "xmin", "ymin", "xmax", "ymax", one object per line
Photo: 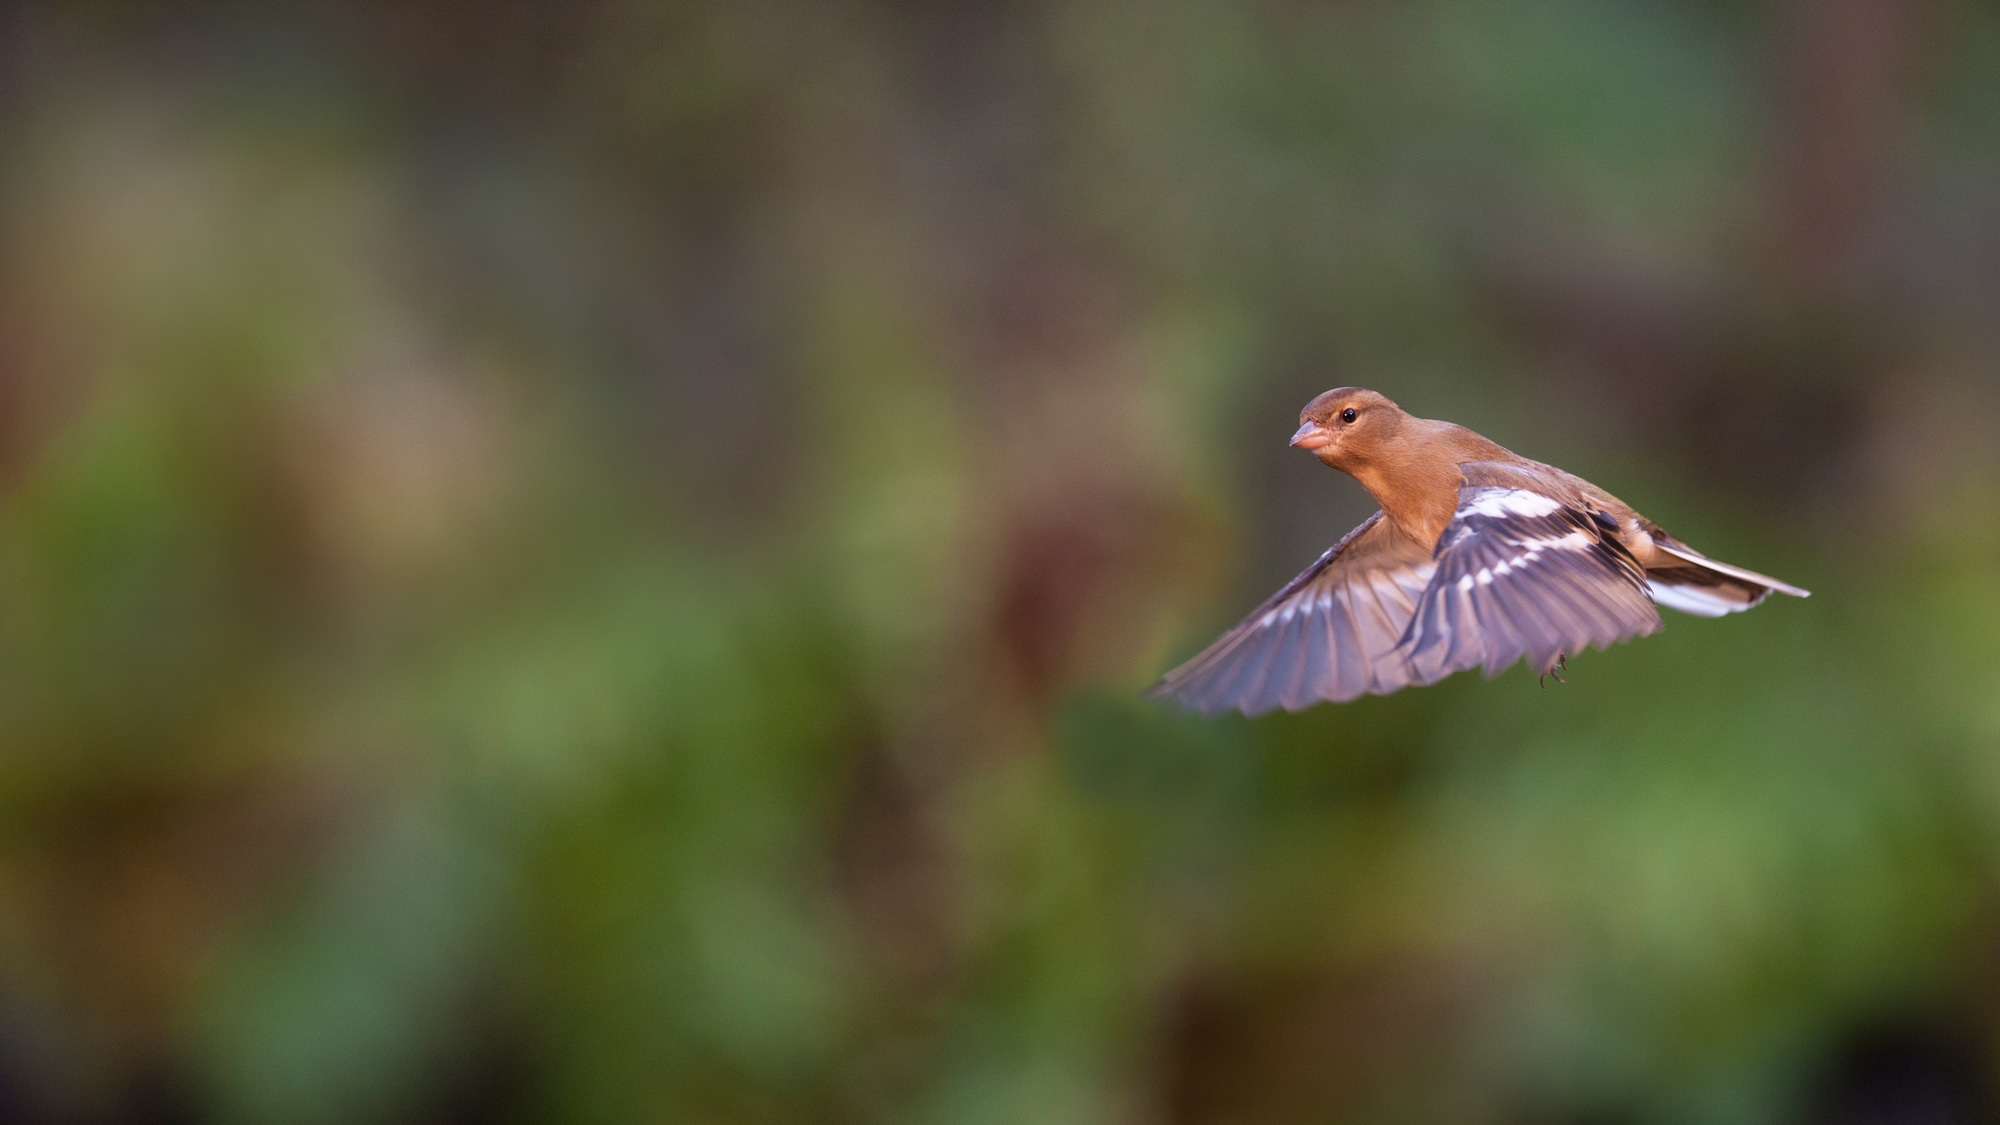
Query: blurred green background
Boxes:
[{"xmin": 0, "ymin": 1, "xmax": 1995, "ymax": 1122}]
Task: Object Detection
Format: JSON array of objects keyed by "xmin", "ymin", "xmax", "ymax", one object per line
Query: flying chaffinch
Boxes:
[{"xmin": 1150, "ymin": 388, "xmax": 1810, "ymax": 715}]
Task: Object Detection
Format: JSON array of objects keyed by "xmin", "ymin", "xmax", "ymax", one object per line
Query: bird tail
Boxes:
[{"xmin": 1645, "ymin": 540, "xmax": 1809, "ymax": 618}]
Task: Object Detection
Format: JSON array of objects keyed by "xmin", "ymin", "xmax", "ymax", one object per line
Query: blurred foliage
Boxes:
[{"xmin": 0, "ymin": 1, "xmax": 1997, "ymax": 1123}]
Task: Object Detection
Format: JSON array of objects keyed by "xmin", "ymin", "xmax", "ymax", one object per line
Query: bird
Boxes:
[{"xmin": 1149, "ymin": 388, "xmax": 1809, "ymax": 715}]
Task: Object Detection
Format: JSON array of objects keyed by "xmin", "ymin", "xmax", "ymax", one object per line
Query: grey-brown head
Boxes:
[{"xmin": 1289, "ymin": 387, "xmax": 1408, "ymax": 472}]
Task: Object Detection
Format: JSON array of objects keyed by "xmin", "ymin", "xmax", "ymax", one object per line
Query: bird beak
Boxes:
[{"xmin": 1290, "ymin": 422, "xmax": 1334, "ymax": 451}]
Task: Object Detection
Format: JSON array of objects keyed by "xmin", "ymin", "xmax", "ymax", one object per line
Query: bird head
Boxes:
[{"xmin": 1291, "ymin": 387, "xmax": 1404, "ymax": 469}]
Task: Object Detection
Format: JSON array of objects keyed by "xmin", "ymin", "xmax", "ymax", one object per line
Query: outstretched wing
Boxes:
[
  {"xmin": 1147, "ymin": 512, "xmax": 1437, "ymax": 714},
  {"xmin": 1401, "ymin": 468, "xmax": 1661, "ymax": 683}
]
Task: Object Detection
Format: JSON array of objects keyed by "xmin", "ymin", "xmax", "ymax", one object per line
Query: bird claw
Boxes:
[{"xmin": 1538, "ymin": 654, "xmax": 1568, "ymax": 689}]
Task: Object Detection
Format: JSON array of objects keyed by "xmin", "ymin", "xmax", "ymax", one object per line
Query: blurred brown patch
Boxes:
[
  {"xmin": 831, "ymin": 742, "xmax": 958, "ymax": 993},
  {"xmin": 1158, "ymin": 956, "xmax": 1480, "ymax": 1124}
]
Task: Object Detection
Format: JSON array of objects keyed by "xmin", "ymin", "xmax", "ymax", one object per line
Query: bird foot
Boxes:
[{"xmin": 1538, "ymin": 654, "xmax": 1568, "ymax": 689}]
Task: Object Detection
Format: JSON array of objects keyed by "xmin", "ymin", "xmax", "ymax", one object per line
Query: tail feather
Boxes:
[
  {"xmin": 1652, "ymin": 541, "xmax": 1811, "ymax": 598},
  {"xmin": 1645, "ymin": 540, "xmax": 1809, "ymax": 618}
]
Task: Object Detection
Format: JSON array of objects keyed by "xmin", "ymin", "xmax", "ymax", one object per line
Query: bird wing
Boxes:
[
  {"xmin": 1146, "ymin": 511, "xmax": 1439, "ymax": 714},
  {"xmin": 1399, "ymin": 462, "xmax": 1662, "ymax": 683}
]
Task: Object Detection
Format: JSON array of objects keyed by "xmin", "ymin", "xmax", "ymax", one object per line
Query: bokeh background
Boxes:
[{"xmin": 0, "ymin": 1, "xmax": 1996, "ymax": 1122}]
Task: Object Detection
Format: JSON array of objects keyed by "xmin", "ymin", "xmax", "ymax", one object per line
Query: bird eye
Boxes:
[{"xmin": 1340, "ymin": 407, "xmax": 1358, "ymax": 423}]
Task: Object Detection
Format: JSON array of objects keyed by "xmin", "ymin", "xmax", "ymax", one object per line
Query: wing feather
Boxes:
[
  {"xmin": 1400, "ymin": 482, "xmax": 1661, "ymax": 681},
  {"xmin": 1296, "ymin": 597, "xmax": 1336, "ymax": 708},
  {"xmin": 1148, "ymin": 512, "xmax": 1438, "ymax": 714},
  {"xmin": 1327, "ymin": 584, "xmax": 1364, "ymax": 699},
  {"xmin": 1265, "ymin": 608, "xmax": 1309, "ymax": 712}
]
